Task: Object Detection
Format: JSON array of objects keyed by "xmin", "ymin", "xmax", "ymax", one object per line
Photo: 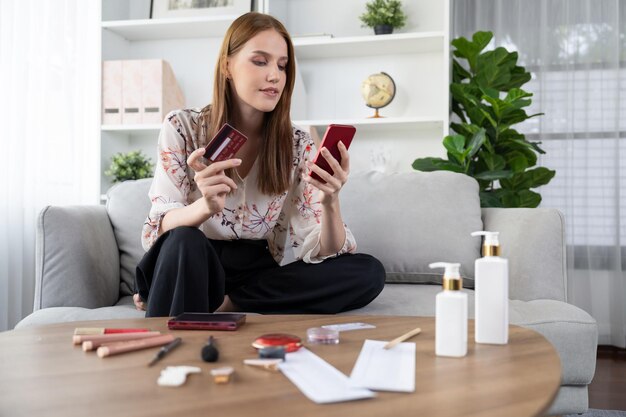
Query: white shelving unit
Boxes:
[
  {"xmin": 292, "ymin": 32, "xmax": 445, "ymax": 59},
  {"xmin": 294, "ymin": 117, "xmax": 443, "ymax": 132},
  {"xmin": 99, "ymin": 1, "xmax": 237, "ymax": 194},
  {"xmin": 99, "ymin": 0, "xmax": 450, "ymax": 194},
  {"xmin": 264, "ymin": 0, "xmax": 451, "ymax": 173},
  {"xmin": 101, "ymin": 124, "xmax": 161, "ymax": 133},
  {"xmin": 101, "ymin": 15, "xmax": 239, "ymax": 41}
]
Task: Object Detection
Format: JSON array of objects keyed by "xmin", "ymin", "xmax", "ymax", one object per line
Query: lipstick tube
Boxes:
[
  {"xmin": 97, "ymin": 334, "xmax": 176, "ymax": 358},
  {"xmin": 80, "ymin": 332, "xmax": 163, "ymax": 351}
]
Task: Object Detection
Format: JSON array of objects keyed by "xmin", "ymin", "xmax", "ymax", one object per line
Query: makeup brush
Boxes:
[{"xmin": 201, "ymin": 336, "xmax": 219, "ymax": 362}]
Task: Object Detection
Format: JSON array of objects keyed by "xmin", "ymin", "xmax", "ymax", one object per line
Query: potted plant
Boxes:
[
  {"xmin": 412, "ymin": 31, "xmax": 555, "ymax": 208},
  {"xmin": 359, "ymin": 0, "xmax": 407, "ymax": 35},
  {"xmin": 105, "ymin": 150, "xmax": 154, "ymax": 183}
]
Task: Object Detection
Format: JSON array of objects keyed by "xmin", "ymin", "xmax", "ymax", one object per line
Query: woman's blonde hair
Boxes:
[{"xmin": 200, "ymin": 12, "xmax": 296, "ymax": 195}]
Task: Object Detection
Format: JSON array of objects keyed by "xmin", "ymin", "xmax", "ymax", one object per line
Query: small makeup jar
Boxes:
[{"xmin": 306, "ymin": 327, "xmax": 340, "ymax": 345}]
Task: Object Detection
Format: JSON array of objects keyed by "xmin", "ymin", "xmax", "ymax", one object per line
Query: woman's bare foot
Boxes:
[
  {"xmin": 215, "ymin": 295, "xmax": 240, "ymax": 312},
  {"xmin": 133, "ymin": 293, "xmax": 146, "ymax": 311}
]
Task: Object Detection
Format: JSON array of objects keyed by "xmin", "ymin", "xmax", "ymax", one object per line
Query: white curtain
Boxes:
[
  {"xmin": 454, "ymin": 0, "xmax": 626, "ymax": 347},
  {"xmin": 0, "ymin": 0, "xmax": 101, "ymax": 331}
]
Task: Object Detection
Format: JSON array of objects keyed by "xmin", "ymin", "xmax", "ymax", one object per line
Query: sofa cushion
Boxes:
[
  {"xmin": 106, "ymin": 179, "xmax": 152, "ymax": 296},
  {"xmin": 36, "ymin": 205, "xmax": 120, "ymax": 309},
  {"xmin": 14, "ymin": 303, "xmax": 145, "ymax": 329},
  {"xmin": 341, "ymin": 171, "xmax": 483, "ymax": 287}
]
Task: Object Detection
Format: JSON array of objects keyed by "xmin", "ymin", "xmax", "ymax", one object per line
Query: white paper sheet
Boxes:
[
  {"xmin": 349, "ymin": 339, "xmax": 416, "ymax": 392},
  {"xmin": 278, "ymin": 348, "xmax": 376, "ymax": 404},
  {"xmin": 321, "ymin": 322, "xmax": 376, "ymax": 332}
]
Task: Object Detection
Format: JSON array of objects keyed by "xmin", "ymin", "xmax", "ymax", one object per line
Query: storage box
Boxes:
[{"xmin": 101, "ymin": 59, "xmax": 185, "ymax": 125}]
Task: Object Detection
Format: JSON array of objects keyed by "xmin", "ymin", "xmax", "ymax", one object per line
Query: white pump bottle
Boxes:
[
  {"xmin": 429, "ymin": 262, "xmax": 467, "ymax": 357},
  {"xmin": 471, "ymin": 231, "xmax": 509, "ymax": 345}
]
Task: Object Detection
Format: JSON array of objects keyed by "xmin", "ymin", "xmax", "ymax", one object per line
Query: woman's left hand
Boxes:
[{"xmin": 303, "ymin": 141, "xmax": 350, "ymax": 205}]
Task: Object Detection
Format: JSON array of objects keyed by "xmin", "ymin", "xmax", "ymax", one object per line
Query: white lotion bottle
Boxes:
[
  {"xmin": 471, "ymin": 231, "xmax": 509, "ymax": 345},
  {"xmin": 430, "ymin": 262, "xmax": 468, "ymax": 358}
]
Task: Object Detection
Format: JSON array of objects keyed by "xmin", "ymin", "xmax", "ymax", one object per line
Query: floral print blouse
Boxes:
[{"xmin": 141, "ymin": 109, "xmax": 357, "ymax": 264}]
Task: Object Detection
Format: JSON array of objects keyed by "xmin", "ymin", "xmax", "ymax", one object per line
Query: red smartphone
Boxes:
[
  {"xmin": 167, "ymin": 312, "xmax": 247, "ymax": 331},
  {"xmin": 204, "ymin": 123, "xmax": 248, "ymax": 163},
  {"xmin": 309, "ymin": 124, "xmax": 356, "ymax": 183}
]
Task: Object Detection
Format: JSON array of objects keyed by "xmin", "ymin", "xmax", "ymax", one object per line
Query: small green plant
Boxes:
[
  {"xmin": 105, "ymin": 150, "xmax": 154, "ymax": 183},
  {"xmin": 359, "ymin": 0, "xmax": 407, "ymax": 30},
  {"xmin": 412, "ymin": 31, "xmax": 555, "ymax": 208}
]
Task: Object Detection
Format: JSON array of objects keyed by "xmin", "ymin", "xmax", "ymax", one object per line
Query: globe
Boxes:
[{"xmin": 360, "ymin": 72, "xmax": 396, "ymax": 118}]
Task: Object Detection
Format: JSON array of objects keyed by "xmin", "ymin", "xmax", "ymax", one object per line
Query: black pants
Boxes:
[{"xmin": 135, "ymin": 226, "xmax": 386, "ymax": 317}]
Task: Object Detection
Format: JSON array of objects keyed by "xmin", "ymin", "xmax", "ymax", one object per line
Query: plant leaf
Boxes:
[
  {"xmin": 466, "ymin": 128, "xmax": 486, "ymax": 159},
  {"xmin": 501, "ymin": 166, "xmax": 555, "ymax": 190},
  {"xmin": 505, "ymin": 150, "xmax": 529, "ymax": 173},
  {"xmin": 478, "ymin": 149, "xmax": 506, "ymax": 171},
  {"xmin": 477, "ymin": 106, "xmax": 498, "ymax": 127},
  {"xmin": 443, "ymin": 134, "xmax": 466, "ymax": 155},
  {"xmin": 475, "ymin": 47, "xmax": 516, "ymax": 90},
  {"xmin": 501, "ymin": 189, "xmax": 520, "ymax": 208},
  {"xmin": 479, "ymin": 190, "xmax": 504, "ymax": 207},
  {"xmin": 452, "ymin": 37, "xmax": 480, "ymax": 71},
  {"xmin": 527, "ymin": 167, "xmax": 556, "ymax": 187},
  {"xmin": 412, "ymin": 157, "xmax": 465, "ymax": 173},
  {"xmin": 474, "ymin": 170, "xmax": 513, "ymax": 181},
  {"xmin": 472, "ymin": 31, "xmax": 493, "ymax": 53},
  {"xmin": 452, "ymin": 32, "xmax": 492, "ymax": 72},
  {"xmin": 452, "ymin": 59, "xmax": 472, "ymax": 82},
  {"xmin": 498, "ymin": 139, "xmax": 538, "ymax": 167},
  {"xmin": 504, "ymin": 66, "xmax": 532, "ymax": 89},
  {"xmin": 517, "ymin": 190, "xmax": 542, "ymax": 208},
  {"xmin": 504, "ymin": 87, "xmax": 532, "ymax": 102},
  {"xmin": 481, "ymin": 94, "xmax": 502, "ymax": 119}
]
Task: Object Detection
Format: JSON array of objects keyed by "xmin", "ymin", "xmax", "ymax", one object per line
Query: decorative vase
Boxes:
[{"xmin": 374, "ymin": 25, "xmax": 393, "ymax": 35}]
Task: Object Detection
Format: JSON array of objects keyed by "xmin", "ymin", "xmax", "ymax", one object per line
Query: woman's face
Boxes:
[{"xmin": 227, "ymin": 29, "xmax": 289, "ymax": 115}]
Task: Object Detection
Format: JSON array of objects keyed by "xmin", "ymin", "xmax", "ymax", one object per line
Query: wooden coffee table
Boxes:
[{"xmin": 0, "ymin": 315, "xmax": 560, "ymax": 417}]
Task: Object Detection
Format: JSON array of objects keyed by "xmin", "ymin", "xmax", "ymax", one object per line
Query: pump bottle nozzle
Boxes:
[
  {"xmin": 429, "ymin": 262, "xmax": 462, "ymax": 291},
  {"xmin": 471, "ymin": 231, "xmax": 501, "ymax": 257}
]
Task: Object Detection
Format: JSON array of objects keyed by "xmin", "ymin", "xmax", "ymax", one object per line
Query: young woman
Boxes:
[{"xmin": 134, "ymin": 12, "xmax": 385, "ymax": 317}]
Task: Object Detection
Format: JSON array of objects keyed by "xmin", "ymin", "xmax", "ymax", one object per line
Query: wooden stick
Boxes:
[{"xmin": 383, "ymin": 327, "xmax": 422, "ymax": 350}]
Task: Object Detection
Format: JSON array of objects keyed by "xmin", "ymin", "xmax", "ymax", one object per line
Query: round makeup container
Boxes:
[
  {"xmin": 306, "ymin": 327, "xmax": 340, "ymax": 344},
  {"xmin": 252, "ymin": 333, "xmax": 302, "ymax": 353}
]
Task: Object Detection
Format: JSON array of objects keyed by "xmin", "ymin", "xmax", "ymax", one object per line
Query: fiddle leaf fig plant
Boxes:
[{"xmin": 412, "ymin": 31, "xmax": 555, "ymax": 208}]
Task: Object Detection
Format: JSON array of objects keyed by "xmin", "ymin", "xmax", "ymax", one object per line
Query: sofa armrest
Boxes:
[
  {"xmin": 34, "ymin": 205, "xmax": 120, "ymax": 310},
  {"xmin": 481, "ymin": 208, "xmax": 567, "ymax": 302}
]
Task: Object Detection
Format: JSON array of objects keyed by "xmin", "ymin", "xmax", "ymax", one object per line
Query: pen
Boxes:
[{"xmin": 148, "ymin": 337, "xmax": 182, "ymax": 366}]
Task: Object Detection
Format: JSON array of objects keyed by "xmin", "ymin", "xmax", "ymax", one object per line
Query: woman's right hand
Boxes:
[{"xmin": 186, "ymin": 148, "xmax": 241, "ymax": 216}]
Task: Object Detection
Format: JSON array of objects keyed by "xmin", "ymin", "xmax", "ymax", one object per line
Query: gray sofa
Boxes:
[{"xmin": 16, "ymin": 171, "xmax": 597, "ymax": 416}]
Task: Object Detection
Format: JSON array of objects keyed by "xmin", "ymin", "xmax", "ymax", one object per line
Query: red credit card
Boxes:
[{"xmin": 204, "ymin": 123, "xmax": 248, "ymax": 162}]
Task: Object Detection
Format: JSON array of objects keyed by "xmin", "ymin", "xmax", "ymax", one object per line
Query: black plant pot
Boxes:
[{"xmin": 374, "ymin": 25, "xmax": 393, "ymax": 35}]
